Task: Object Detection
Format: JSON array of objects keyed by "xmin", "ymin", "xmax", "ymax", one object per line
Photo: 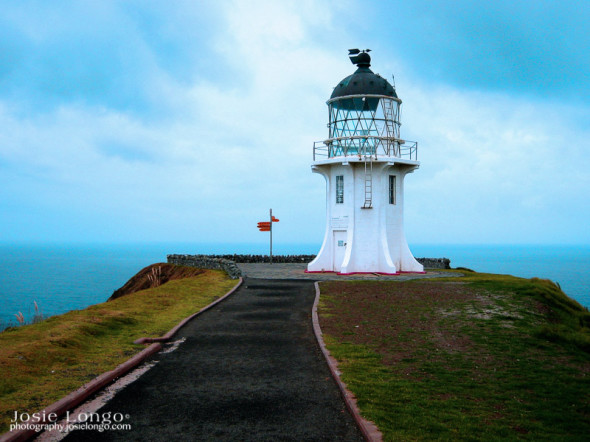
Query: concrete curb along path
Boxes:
[
  {"xmin": 312, "ymin": 282, "xmax": 383, "ymax": 442},
  {"xmin": 0, "ymin": 278, "xmax": 243, "ymax": 442}
]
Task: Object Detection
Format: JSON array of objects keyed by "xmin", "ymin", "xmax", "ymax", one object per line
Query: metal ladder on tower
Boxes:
[{"xmin": 362, "ymin": 157, "xmax": 373, "ymax": 209}]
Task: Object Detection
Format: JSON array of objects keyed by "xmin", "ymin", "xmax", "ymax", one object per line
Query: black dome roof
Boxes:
[{"xmin": 330, "ymin": 52, "xmax": 398, "ymax": 100}]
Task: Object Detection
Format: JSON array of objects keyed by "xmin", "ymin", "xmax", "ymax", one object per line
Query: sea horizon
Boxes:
[{"xmin": 1, "ymin": 242, "xmax": 588, "ymax": 328}]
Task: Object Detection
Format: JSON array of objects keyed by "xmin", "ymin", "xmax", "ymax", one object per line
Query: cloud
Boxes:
[
  {"xmin": 372, "ymin": 0, "xmax": 590, "ymax": 102},
  {"xmin": 0, "ymin": 0, "xmax": 348, "ymax": 244},
  {"xmin": 0, "ymin": 0, "xmax": 588, "ymax": 246},
  {"xmin": 401, "ymin": 85, "xmax": 590, "ymax": 243},
  {"xmin": 0, "ymin": 1, "xmax": 221, "ymax": 116}
]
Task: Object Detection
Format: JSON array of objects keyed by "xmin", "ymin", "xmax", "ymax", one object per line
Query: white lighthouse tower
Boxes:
[{"xmin": 307, "ymin": 50, "xmax": 423, "ymax": 274}]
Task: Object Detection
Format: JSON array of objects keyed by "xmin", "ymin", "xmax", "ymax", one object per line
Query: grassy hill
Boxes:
[
  {"xmin": 1, "ymin": 267, "xmax": 588, "ymax": 439},
  {"xmin": 318, "ymin": 271, "xmax": 590, "ymax": 440},
  {"xmin": 0, "ymin": 268, "xmax": 236, "ymax": 433}
]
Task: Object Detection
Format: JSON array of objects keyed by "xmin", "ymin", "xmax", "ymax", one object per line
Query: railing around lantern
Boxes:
[{"xmin": 313, "ymin": 137, "xmax": 418, "ymax": 161}]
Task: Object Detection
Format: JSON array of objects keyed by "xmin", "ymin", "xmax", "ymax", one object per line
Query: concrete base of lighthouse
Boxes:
[{"xmin": 307, "ymin": 159, "xmax": 424, "ymax": 274}]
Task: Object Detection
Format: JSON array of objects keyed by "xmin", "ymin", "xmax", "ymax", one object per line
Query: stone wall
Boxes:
[
  {"xmin": 167, "ymin": 254, "xmax": 451, "ymax": 277},
  {"xmin": 167, "ymin": 254, "xmax": 243, "ymax": 279},
  {"xmin": 416, "ymin": 257, "xmax": 451, "ymax": 269}
]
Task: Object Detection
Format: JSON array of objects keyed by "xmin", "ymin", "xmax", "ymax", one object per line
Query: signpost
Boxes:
[{"xmin": 257, "ymin": 209, "xmax": 279, "ymax": 263}]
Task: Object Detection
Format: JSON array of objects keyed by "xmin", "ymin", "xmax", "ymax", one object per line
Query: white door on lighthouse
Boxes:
[{"xmin": 333, "ymin": 230, "xmax": 347, "ymax": 272}]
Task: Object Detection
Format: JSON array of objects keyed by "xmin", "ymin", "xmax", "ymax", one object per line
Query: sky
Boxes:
[{"xmin": 0, "ymin": 0, "xmax": 589, "ymax": 248}]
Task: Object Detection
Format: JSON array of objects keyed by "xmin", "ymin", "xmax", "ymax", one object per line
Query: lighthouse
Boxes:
[{"xmin": 307, "ymin": 49, "xmax": 423, "ymax": 274}]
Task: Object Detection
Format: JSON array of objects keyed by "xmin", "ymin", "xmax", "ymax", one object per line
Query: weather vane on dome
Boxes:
[{"xmin": 348, "ymin": 48, "xmax": 371, "ymax": 66}]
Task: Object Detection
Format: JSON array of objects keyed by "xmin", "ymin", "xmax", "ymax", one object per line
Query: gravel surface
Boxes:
[
  {"xmin": 237, "ymin": 262, "xmax": 459, "ymax": 280},
  {"xmin": 63, "ymin": 278, "xmax": 363, "ymax": 441}
]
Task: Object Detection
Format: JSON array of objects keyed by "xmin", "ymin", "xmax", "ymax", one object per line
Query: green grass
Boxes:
[
  {"xmin": 319, "ymin": 272, "xmax": 590, "ymax": 441},
  {"xmin": 0, "ymin": 269, "xmax": 237, "ymax": 432}
]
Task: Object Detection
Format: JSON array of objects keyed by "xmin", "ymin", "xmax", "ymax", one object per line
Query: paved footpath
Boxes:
[{"xmin": 64, "ymin": 278, "xmax": 363, "ymax": 441}]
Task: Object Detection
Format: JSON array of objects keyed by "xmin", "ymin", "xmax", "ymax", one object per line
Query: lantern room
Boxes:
[{"xmin": 327, "ymin": 50, "xmax": 401, "ymax": 158}]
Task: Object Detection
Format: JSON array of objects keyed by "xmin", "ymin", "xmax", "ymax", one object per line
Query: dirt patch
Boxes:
[
  {"xmin": 108, "ymin": 263, "xmax": 205, "ymax": 300},
  {"xmin": 319, "ymin": 281, "xmax": 508, "ymax": 374}
]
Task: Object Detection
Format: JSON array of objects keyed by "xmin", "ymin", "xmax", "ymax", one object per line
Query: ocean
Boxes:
[{"xmin": 0, "ymin": 243, "xmax": 588, "ymax": 328}]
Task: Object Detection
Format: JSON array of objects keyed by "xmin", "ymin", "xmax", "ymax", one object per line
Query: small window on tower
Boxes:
[
  {"xmin": 336, "ymin": 175, "xmax": 344, "ymax": 204},
  {"xmin": 389, "ymin": 175, "xmax": 396, "ymax": 204}
]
